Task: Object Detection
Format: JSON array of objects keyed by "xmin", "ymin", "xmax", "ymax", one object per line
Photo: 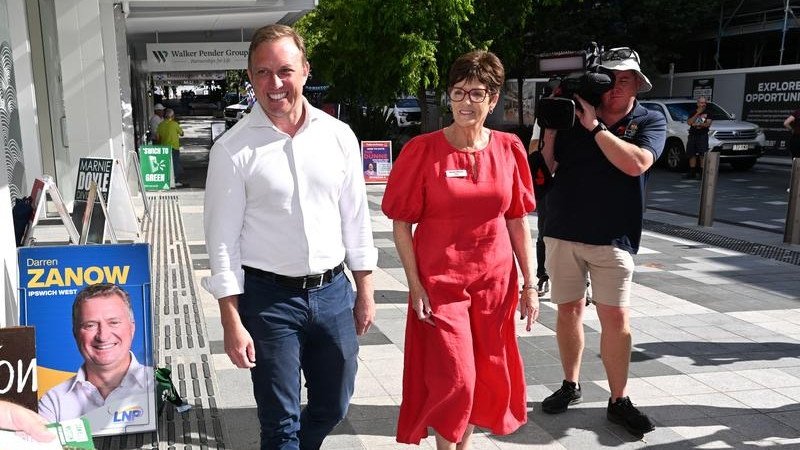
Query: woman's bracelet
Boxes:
[{"xmin": 521, "ymin": 284, "xmax": 537, "ymax": 290}]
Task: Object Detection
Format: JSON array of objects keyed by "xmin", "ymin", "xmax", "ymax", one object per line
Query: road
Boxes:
[{"xmin": 646, "ymin": 162, "xmax": 794, "ymax": 234}]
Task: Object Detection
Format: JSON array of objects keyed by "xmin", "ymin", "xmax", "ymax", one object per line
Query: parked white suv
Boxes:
[
  {"xmin": 224, "ymin": 98, "xmax": 253, "ymax": 129},
  {"xmin": 640, "ymin": 98, "xmax": 766, "ymax": 171},
  {"xmin": 388, "ymin": 97, "xmax": 421, "ymax": 127}
]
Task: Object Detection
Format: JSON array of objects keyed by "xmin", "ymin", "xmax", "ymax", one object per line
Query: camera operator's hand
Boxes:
[{"xmin": 574, "ymin": 94, "xmax": 600, "ymax": 132}]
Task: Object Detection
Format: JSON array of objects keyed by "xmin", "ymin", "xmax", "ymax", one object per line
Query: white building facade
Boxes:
[{"xmin": 1, "ymin": 0, "xmax": 316, "ymax": 326}]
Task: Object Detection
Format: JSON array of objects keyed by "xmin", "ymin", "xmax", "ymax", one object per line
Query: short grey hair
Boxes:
[{"xmin": 72, "ymin": 283, "xmax": 134, "ymax": 337}]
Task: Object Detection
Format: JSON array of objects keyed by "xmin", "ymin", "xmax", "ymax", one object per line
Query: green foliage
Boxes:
[
  {"xmin": 294, "ymin": 0, "xmax": 721, "ymax": 113},
  {"xmin": 225, "ymin": 70, "xmax": 249, "ymax": 94},
  {"xmin": 295, "ymin": 0, "xmax": 476, "ymax": 107},
  {"xmin": 341, "ymin": 103, "xmax": 417, "ymax": 161},
  {"xmin": 343, "ymin": 103, "xmax": 395, "ymax": 141},
  {"xmin": 524, "ymin": 0, "xmax": 721, "ymax": 74}
]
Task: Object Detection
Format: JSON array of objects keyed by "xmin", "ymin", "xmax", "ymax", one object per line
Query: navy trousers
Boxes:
[{"xmin": 239, "ymin": 271, "xmax": 358, "ymax": 450}]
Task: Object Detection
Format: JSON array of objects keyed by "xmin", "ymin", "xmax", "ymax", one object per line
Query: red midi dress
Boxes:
[{"xmin": 381, "ymin": 129, "xmax": 535, "ymax": 444}]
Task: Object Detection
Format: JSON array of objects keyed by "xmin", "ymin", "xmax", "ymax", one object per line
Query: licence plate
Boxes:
[{"xmin": 732, "ymin": 144, "xmax": 749, "ymax": 151}]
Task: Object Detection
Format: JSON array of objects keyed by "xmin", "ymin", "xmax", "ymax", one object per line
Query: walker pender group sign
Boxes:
[{"xmin": 146, "ymin": 42, "xmax": 249, "ymax": 71}]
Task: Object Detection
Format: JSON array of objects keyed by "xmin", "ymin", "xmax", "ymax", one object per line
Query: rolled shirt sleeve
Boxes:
[
  {"xmin": 202, "ymin": 141, "xmax": 247, "ymax": 299},
  {"xmin": 339, "ymin": 128, "xmax": 378, "ymax": 271}
]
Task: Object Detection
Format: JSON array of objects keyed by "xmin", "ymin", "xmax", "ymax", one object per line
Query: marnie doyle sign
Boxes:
[{"xmin": 146, "ymin": 42, "xmax": 250, "ymax": 71}]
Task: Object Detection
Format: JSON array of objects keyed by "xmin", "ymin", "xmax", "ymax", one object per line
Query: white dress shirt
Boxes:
[
  {"xmin": 38, "ymin": 353, "xmax": 153, "ymax": 423},
  {"xmin": 202, "ymin": 98, "xmax": 378, "ymax": 300}
]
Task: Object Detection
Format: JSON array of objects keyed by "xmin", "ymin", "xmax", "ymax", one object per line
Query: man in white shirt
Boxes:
[
  {"xmin": 149, "ymin": 103, "xmax": 165, "ymax": 143},
  {"xmin": 203, "ymin": 24, "xmax": 377, "ymax": 450},
  {"xmin": 38, "ymin": 284, "xmax": 153, "ymax": 431}
]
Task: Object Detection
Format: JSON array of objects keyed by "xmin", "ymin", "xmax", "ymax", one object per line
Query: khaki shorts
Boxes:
[{"xmin": 544, "ymin": 237, "xmax": 634, "ymax": 307}]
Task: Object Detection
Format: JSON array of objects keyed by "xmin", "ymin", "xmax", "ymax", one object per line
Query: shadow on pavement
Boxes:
[
  {"xmin": 374, "ymin": 289, "xmax": 409, "ymax": 305},
  {"xmin": 633, "ymin": 341, "xmax": 800, "ymax": 366}
]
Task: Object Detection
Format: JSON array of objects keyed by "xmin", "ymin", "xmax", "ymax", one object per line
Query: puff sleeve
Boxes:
[
  {"xmin": 504, "ymin": 134, "xmax": 536, "ymax": 219},
  {"xmin": 382, "ymin": 137, "xmax": 427, "ymax": 223}
]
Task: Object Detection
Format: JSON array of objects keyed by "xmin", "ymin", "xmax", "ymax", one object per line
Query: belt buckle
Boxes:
[{"xmin": 303, "ymin": 274, "xmax": 324, "ymax": 289}]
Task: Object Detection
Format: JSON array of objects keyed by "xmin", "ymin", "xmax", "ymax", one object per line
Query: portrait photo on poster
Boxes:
[{"xmin": 18, "ymin": 243, "xmax": 156, "ymax": 437}]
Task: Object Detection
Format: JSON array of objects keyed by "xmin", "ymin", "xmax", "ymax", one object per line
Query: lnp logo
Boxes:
[
  {"xmin": 152, "ymin": 50, "xmax": 169, "ymax": 63},
  {"xmin": 112, "ymin": 406, "xmax": 144, "ymax": 423}
]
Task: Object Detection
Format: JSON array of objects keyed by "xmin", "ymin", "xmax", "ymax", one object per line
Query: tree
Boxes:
[
  {"xmin": 523, "ymin": 0, "xmax": 721, "ymax": 75},
  {"xmin": 469, "ymin": 0, "xmax": 535, "ymax": 130},
  {"xmin": 295, "ymin": 0, "xmax": 477, "ymax": 131}
]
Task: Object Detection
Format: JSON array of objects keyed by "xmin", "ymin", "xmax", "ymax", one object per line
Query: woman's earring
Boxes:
[{"xmin": 489, "ymin": 108, "xmax": 494, "ymax": 114}]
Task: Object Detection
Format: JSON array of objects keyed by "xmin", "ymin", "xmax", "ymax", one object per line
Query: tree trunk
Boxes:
[
  {"xmin": 517, "ymin": 71, "xmax": 524, "ymax": 130},
  {"xmin": 418, "ymin": 84, "xmax": 433, "ymax": 133}
]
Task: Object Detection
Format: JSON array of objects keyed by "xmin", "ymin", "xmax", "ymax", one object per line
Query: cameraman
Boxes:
[{"xmin": 539, "ymin": 47, "xmax": 665, "ymax": 437}]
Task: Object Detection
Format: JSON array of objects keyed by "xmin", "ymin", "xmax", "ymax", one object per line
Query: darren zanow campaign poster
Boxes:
[{"xmin": 18, "ymin": 243, "xmax": 155, "ymax": 437}]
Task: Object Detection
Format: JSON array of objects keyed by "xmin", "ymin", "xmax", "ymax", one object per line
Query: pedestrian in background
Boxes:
[
  {"xmin": 155, "ymin": 108, "xmax": 185, "ymax": 187},
  {"xmin": 528, "ymin": 119, "xmax": 554, "ymax": 296},
  {"xmin": 383, "ymin": 50, "xmax": 538, "ymax": 450},
  {"xmin": 539, "ymin": 47, "xmax": 666, "ymax": 437},
  {"xmin": 684, "ymin": 96, "xmax": 712, "ymax": 179},
  {"xmin": 783, "ymin": 108, "xmax": 800, "ymax": 193},
  {"xmin": 203, "ymin": 24, "xmax": 377, "ymax": 450},
  {"xmin": 784, "ymin": 108, "xmax": 800, "ymax": 160},
  {"xmin": 149, "ymin": 103, "xmax": 165, "ymax": 142}
]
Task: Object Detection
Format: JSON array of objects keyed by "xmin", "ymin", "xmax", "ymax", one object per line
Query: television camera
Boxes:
[{"xmin": 535, "ymin": 43, "xmax": 614, "ymax": 130}]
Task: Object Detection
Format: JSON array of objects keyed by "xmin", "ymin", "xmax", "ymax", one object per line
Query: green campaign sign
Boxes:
[{"xmin": 139, "ymin": 145, "xmax": 172, "ymax": 191}]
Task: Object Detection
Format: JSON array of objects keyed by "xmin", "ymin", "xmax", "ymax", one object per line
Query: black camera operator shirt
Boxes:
[{"xmin": 543, "ymin": 101, "xmax": 666, "ymax": 254}]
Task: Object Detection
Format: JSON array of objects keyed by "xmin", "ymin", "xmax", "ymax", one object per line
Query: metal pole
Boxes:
[
  {"xmin": 784, "ymin": 158, "xmax": 800, "ymax": 244},
  {"xmin": 780, "ymin": 0, "xmax": 790, "ymax": 65},
  {"xmin": 698, "ymin": 152, "xmax": 720, "ymax": 227},
  {"xmin": 668, "ymin": 63, "xmax": 675, "ymax": 97}
]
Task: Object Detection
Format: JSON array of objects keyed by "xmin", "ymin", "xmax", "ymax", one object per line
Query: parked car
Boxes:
[
  {"xmin": 224, "ymin": 99, "xmax": 252, "ymax": 129},
  {"xmin": 223, "ymin": 92, "xmax": 242, "ymax": 106},
  {"xmin": 387, "ymin": 97, "xmax": 421, "ymax": 127},
  {"xmin": 640, "ymin": 98, "xmax": 766, "ymax": 171}
]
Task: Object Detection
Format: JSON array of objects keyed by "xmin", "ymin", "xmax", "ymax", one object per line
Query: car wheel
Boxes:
[
  {"xmin": 664, "ymin": 139, "xmax": 687, "ymax": 172},
  {"xmin": 730, "ymin": 158, "xmax": 757, "ymax": 171}
]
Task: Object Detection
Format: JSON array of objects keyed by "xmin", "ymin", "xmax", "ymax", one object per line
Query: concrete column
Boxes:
[
  {"xmin": 52, "ymin": 0, "xmax": 119, "ymax": 203},
  {"xmin": 0, "ymin": 0, "xmax": 20, "ymax": 326},
  {"xmin": 8, "ymin": 0, "xmax": 43, "ymax": 192}
]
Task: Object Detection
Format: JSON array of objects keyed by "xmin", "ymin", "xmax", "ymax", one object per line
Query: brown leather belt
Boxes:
[{"xmin": 242, "ymin": 263, "xmax": 345, "ymax": 290}]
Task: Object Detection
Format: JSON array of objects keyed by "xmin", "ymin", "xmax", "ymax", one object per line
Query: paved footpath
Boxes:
[{"xmin": 177, "ymin": 179, "xmax": 800, "ymax": 449}]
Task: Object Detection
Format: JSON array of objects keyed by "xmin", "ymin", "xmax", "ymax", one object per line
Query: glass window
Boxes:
[
  {"xmin": 641, "ymin": 103, "xmax": 666, "ymax": 117},
  {"xmin": 666, "ymin": 102, "xmax": 731, "ymax": 121},
  {"xmin": 395, "ymin": 98, "xmax": 419, "ymax": 108}
]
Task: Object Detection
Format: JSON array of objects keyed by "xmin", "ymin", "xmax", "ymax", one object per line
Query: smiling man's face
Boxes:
[
  {"xmin": 75, "ymin": 294, "xmax": 135, "ymax": 372},
  {"xmin": 248, "ymin": 36, "xmax": 309, "ymax": 129}
]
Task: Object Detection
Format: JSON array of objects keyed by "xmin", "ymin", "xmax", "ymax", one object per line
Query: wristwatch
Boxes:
[{"xmin": 591, "ymin": 122, "xmax": 607, "ymax": 137}]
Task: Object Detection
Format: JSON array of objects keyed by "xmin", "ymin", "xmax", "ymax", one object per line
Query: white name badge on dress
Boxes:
[{"xmin": 445, "ymin": 169, "xmax": 468, "ymax": 178}]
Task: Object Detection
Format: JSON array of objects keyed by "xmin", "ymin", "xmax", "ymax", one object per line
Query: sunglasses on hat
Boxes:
[{"xmin": 602, "ymin": 47, "xmax": 640, "ymax": 65}]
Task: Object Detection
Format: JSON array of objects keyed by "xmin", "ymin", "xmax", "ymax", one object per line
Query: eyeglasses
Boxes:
[
  {"xmin": 449, "ymin": 88, "xmax": 493, "ymax": 103},
  {"xmin": 602, "ymin": 47, "xmax": 640, "ymax": 65}
]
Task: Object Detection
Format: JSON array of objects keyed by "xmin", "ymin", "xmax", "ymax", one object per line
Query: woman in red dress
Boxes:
[{"xmin": 382, "ymin": 50, "xmax": 539, "ymax": 449}]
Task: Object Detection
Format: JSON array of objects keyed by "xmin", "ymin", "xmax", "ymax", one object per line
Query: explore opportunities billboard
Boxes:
[{"xmin": 741, "ymin": 70, "xmax": 800, "ymax": 150}]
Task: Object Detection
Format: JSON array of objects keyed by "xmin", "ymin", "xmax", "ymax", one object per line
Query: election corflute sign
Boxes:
[
  {"xmin": 72, "ymin": 157, "xmax": 114, "ymax": 243},
  {"xmin": 0, "ymin": 326, "xmax": 37, "ymax": 411},
  {"xmin": 18, "ymin": 244, "xmax": 155, "ymax": 437}
]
